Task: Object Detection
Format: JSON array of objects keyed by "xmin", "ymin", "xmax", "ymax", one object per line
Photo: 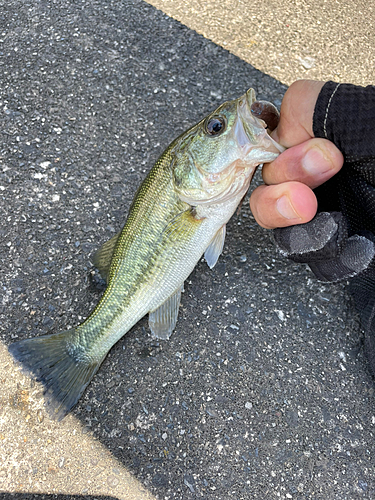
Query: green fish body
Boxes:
[{"xmin": 9, "ymin": 89, "xmax": 283, "ymax": 420}]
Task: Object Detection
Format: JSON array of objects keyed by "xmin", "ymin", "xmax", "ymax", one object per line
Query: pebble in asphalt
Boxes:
[{"xmin": 1, "ymin": 0, "xmax": 375, "ymax": 499}]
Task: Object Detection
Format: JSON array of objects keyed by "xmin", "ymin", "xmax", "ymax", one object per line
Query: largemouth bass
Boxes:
[{"xmin": 9, "ymin": 89, "xmax": 283, "ymax": 420}]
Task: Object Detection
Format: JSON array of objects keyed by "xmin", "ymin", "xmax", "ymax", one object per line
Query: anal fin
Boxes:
[
  {"xmin": 204, "ymin": 225, "xmax": 226, "ymax": 269},
  {"xmin": 149, "ymin": 285, "xmax": 184, "ymax": 340}
]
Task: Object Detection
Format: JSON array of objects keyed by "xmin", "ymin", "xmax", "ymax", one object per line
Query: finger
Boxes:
[
  {"xmin": 262, "ymin": 138, "xmax": 344, "ymax": 189},
  {"xmin": 271, "ymin": 80, "xmax": 325, "ymax": 147},
  {"xmin": 249, "ymin": 182, "xmax": 318, "ymax": 229}
]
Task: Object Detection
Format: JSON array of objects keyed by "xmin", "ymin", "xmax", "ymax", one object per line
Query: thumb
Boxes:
[{"xmin": 271, "ymin": 80, "xmax": 325, "ymax": 148}]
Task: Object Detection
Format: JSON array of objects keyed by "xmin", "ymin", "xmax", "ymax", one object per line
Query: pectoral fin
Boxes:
[
  {"xmin": 92, "ymin": 233, "xmax": 119, "ymax": 282},
  {"xmin": 162, "ymin": 207, "xmax": 203, "ymax": 241},
  {"xmin": 204, "ymin": 225, "xmax": 226, "ymax": 269},
  {"xmin": 149, "ymin": 285, "xmax": 184, "ymax": 340}
]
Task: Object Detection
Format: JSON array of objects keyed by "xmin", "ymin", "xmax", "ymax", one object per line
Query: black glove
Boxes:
[
  {"xmin": 273, "ymin": 81, "xmax": 375, "ymax": 374},
  {"xmin": 274, "ymin": 211, "xmax": 375, "ymax": 282}
]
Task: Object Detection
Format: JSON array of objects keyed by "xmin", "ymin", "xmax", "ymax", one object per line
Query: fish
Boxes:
[{"xmin": 8, "ymin": 88, "xmax": 283, "ymax": 420}]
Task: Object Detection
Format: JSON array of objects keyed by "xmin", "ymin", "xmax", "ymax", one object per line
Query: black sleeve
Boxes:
[
  {"xmin": 314, "ymin": 82, "xmax": 375, "ymax": 374},
  {"xmin": 313, "ymin": 81, "xmax": 375, "ymax": 159},
  {"xmin": 311, "ymin": 82, "xmax": 375, "ymax": 236}
]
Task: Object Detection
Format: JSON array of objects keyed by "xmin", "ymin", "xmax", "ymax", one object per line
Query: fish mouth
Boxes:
[{"xmin": 236, "ymin": 88, "xmax": 285, "ymax": 156}]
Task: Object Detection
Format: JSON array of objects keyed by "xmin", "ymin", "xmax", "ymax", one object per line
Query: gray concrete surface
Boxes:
[
  {"xmin": 146, "ymin": 0, "xmax": 375, "ymax": 87},
  {"xmin": 1, "ymin": 1, "xmax": 375, "ymax": 499},
  {"xmin": 0, "ymin": 340, "xmax": 154, "ymax": 499}
]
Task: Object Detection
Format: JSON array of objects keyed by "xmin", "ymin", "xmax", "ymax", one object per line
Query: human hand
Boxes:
[
  {"xmin": 250, "ymin": 80, "xmax": 344, "ymax": 229},
  {"xmin": 251, "ymin": 79, "xmax": 375, "ymax": 380}
]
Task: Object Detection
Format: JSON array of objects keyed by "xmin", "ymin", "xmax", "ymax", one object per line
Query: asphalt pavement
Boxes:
[{"xmin": 1, "ymin": 1, "xmax": 375, "ymax": 499}]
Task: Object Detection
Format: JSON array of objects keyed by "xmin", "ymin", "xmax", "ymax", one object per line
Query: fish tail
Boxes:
[{"xmin": 8, "ymin": 329, "xmax": 103, "ymax": 421}]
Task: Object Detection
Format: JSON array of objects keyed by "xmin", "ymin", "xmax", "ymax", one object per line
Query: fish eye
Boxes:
[{"xmin": 205, "ymin": 116, "xmax": 226, "ymax": 136}]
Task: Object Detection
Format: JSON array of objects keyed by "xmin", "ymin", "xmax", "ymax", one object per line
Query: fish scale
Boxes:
[{"xmin": 9, "ymin": 88, "xmax": 283, "ymax": 420}]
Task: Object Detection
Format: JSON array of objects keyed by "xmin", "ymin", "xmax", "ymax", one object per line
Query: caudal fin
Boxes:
[{"xmin": 8, "ymin": 329, "xmax": 102, "ymax": 421}]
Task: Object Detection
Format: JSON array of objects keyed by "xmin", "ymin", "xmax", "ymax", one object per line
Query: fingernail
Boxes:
[
  {"xmin": 302, "ymin": 147, "xmax": 333, "ymax": 176},
  {"xmin": 276, "ymin": 195, "xmax": 301, "ymax": 220}
]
